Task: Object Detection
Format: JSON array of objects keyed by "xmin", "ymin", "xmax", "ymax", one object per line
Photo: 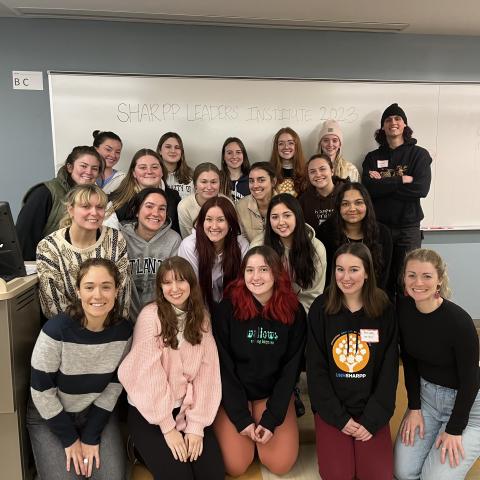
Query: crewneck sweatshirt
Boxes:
[
  {"xmin": 213, "ymin": 298, "xmax": 306, "ymax": 433},
  {"xmin": 397, "ymin": 296, "xmax": 480, "ymax": 435}
]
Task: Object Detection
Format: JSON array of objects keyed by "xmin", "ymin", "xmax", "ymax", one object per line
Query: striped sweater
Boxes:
[
  {"xmin": 36, "ymin": 226, "xmax": 131, "ymax": 319},
  {"xmin": 30, "ymin": 313, "xmax": 132, "ymax": 447}
]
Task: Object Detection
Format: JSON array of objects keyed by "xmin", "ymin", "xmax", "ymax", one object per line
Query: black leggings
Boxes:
[{"xmin": 127, "ymin": 405, "xmax": 225, "ymax": 480}]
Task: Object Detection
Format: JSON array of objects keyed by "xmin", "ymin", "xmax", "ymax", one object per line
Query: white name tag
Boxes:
[
  {"xmin": 377, "ymin": 160, "xmax": 389, "ymax": 168},
  {"xmin": 360, "ymin": 329, "xmax": 379, "ymax": 343}
]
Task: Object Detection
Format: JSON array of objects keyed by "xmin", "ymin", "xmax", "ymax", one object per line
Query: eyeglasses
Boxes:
[{"xmin": 278, "ymin": 140, "xmax": 295, "ymax": 148}]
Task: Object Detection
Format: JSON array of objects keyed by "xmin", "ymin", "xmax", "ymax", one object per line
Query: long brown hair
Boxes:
[
  {"xmin": 270, "ymin": 127, "xmax": 307, "ymax": 194},
  {"xmin": 155, "ymin": 256, "xmax": 207, "ymax": 349},
  {"xmin": 66, "ymin": 258, "xmax": 123, "ymax": 328},
  {"xmin": 156, "ymin": 132, "xmax": 193, "ymax": 184},
  {"xmin": 110, "ymin": 148, "xmax": 167, "ymax": 211},
  {"xmin": 195, "ymin": 196, "xmax": 242, "ymax": 311},
  {"xmin": 324, "ymin": 243, "xmax": 389, "ymax": 318}
]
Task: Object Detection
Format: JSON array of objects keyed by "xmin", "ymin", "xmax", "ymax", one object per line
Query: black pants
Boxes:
[
  {"xmin": 387, "ymin": 225, "xmax": 422, "ymax": 300},
  {"xmin": 127, "ymin": 405, "xmax": 224, "ymax": 480}
]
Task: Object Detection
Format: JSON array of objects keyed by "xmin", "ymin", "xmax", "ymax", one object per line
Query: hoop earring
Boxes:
[{"xmin": 434, "ymin": 286, "xmax": 441, "ymax": 299}]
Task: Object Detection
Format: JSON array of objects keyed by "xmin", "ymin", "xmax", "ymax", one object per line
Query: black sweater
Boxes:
[
  {"xmin": 212, "ymin": 298, "xmax": 306, "ymax": 433},
  {"xmin": 307, "ymin": 294, "xmax": 398, "ymax": 434},
  {"xmin": 362, "ymin": 139, "xmax": 432, "ymax": 227},
  {"xmin": 397, "ymin": 297, "xmax": 480, "ymax": 435},
  {"xmin": 298, "ymin": 181, "xmax": 344, "ymax": 237},
  {"xmin": 316, "ymin": 216, "xmax": 393, "ymax": 290}
]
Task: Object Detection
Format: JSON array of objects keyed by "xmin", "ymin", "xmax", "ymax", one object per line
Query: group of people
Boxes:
[{"xmin": 17, "ymin": 103, "xmax": 479, "ymax": 480}]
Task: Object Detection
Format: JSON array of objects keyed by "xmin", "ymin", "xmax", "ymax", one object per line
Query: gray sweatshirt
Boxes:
[{"xmin": 121, "ymin": 220, "xmax": 181, "ymax": 322}]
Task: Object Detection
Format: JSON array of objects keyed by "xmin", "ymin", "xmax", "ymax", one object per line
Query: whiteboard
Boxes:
[{"xmin": 48, "ymin": 73, "xmax": 480, "ymax": 229}]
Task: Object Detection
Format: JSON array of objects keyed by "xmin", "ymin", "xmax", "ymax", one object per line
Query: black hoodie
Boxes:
[
  {"xmin": 362, "ymin": 139, "xmax": 432, "ymax": 227},
  {"xmin": 307, "ymin": 294, "xmax": 398, "ymax": 434}
]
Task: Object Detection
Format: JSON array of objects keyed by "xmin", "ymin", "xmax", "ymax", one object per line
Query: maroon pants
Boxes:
[{"xmin": 314, "ymin": 414, "xmax": 393, "ymax": 480}]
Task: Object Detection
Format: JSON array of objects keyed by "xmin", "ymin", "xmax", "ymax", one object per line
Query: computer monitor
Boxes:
[{"xmin": 0, "ymin": 201, "xmax": 27, "ymax": 280}]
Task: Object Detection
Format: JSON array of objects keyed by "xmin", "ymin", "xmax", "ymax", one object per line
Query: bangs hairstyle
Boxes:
[
  {"xmin": 155, "ymin": 256, "xmax": 206, "ymax": 349},
  {"xmin": 402, "ymin": 248, "xmax": 451, "ymax": 299},
  {"xmin": 374, "ymin": 125, "xmax": 414, "ymax": 146},
  {"xmin": 156, "ymin": 132, "xmax": 193, "ymax": 184},
  {"xmin": 220, "ymin": 137, "xmax": 251, "ymax": 196},
  {"xmin": 333, "ymin": 182, "xmax": 384, "ymax": 278},
  {"xmin": 264, "ymin": 193, "xmax": 318, "ymax": 289},
  {"xmin": 270, "ymin": 127, "xmax": 307, "ymax": 194},
  {"xmin": 195, "ymin": 196, "xmax": 242, "ymax": 312},
  {"xmin": 60, "ymin": 184, "xmax": 108, "ymax": 228},
  {"xmin": 63, "ymin": 145, "xmax": 105, "ymax": 186},
  {"xmin": 128, "ymin": 187, "xmax": 169, "ymax": 221},
  {"xmin": 66, "ymin": 258, "xmax": 123, "ymax": 328},
  {"xmin": 92, "ymin": 130, "xmax": 122, "ymax": 147},
  {"xmin": 325, "ymin": 243, "xmax": 389, "ymax": 318},
  {"xmin": 110, "ymin": 148, "xmax": 167, "ymax": 211},
  {"xmin": 225, "ymin": 246, "xmax": 298, "ymax": 325}
]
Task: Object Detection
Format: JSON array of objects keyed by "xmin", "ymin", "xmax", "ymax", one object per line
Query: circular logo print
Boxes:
[{"xmin": 332, "ymin": 333, "xmax": 370, "ymax": 373}]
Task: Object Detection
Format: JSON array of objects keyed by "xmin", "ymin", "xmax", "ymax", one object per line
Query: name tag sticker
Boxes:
[
  {"xmin": 377, "ymin": 160, "xmax": 389, "ymax": 168},
  {"xmin": 360, "ymin": 329, "xmax": 379, "ymax": 343}
]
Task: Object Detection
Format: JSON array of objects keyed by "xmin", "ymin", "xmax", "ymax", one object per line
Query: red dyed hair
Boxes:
[{"xmin": 225, "ymin": 246, "xmax": 299, "ymax": 325}]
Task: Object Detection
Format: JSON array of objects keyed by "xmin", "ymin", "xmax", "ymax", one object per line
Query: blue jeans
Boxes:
[
  {"xmin": 26, "ymin": 400, "xmax": 126, "ymax": 480},
  {"xmin": 394, "ymin": 378, "xmax": 480, "ymax": 480}
]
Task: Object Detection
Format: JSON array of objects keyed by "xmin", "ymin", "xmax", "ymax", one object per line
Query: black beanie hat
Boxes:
[{"xmin": 381, "ymin": 103, "xmax": 407, "ymax": 126}]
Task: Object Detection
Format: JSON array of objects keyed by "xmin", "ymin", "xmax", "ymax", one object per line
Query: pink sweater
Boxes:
[{"xmin": 118, "ymin": 303, "xmax": 221, "ymax": 437}]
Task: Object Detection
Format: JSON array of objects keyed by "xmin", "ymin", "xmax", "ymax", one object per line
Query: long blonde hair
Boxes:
[
  {"xmin": 60, "ymin": 184, "xmax": 108, "ymax": 228},
  {"xmin": 402, "ymin": 248, "xmax": 452, "ymax": 298},
  {"xmin": 110, "ymin": 148, "xmax": 166, "ymax": 211}
]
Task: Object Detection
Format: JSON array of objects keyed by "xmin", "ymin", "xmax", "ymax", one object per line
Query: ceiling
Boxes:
[{"xmin": 2, "ymin": 0, "xmax": 480, "ymax": 36}]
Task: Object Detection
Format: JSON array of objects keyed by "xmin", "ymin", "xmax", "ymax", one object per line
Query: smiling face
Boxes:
[
  {"xmin": 244, "ymin": 253, "xmax": 275, "ymax": 305},
  {"xmin": 96, "ymin": 139, "xmax": 122, "ymax": 169},
  {"xmin": 404, "ymin": 259, "xmax": 440, "ymax": 304},
  {"xmin": 67, "ymin": 154, "xmax": 101, "ymax": 185},
  {"xmin": 203, "ymin": 206, "xmax": 229, "ymax": 247},
  {"xmin": 382, "ymin": 115, "xmax": 406, "ymax": 139},
  {"xmin": 136, "ymin": 192, "xmax": 167, "ymax": 238},
  {"xmin": 248, "ymin": 168, "xmax": 275, "ymax": 202},
  {"xmin": 340, "ymin": 189, "xmax": 367, "ymax": 225},
  {"xmin": 68, "ymin": 193, "xmax": 105, "ymax": 231},
  {"xmin": 307, "ymin": 157, "xmax": 334, "ymax": 192},
  {"xmin": 270, "ymin": 202, "xmax": 296, "ymax": 241},
  {"xmin": 335, "ymin": 253, "xmax": 367, "ymax": 298},
  {"xmin": 320, "ymin": 134, "xmax": 341, "ymax": 160},
  {"xmin": 160, "ymin": 137, "xmax": 182, "ymax": 167},
  {"xmin": 195, "ymin": 171, "xmax": 220, "ymax": 203},
  {"xmin": 78, "ymin": 265, "xmax": 118, "ymax": 325},
  {"xmin": 223, "ymin": 142, "xmax": 244, "ymax": 171},
  {"xmin": 133, "ymin": 155, "xmax": 163, "ymax": 188},
  {"xmin": 277, "ymin": 133, "xmax": 296, "ymax": 161},
  {"xmin": 161, "ymin": 269, "xmax": 191, "ymax": 310}
]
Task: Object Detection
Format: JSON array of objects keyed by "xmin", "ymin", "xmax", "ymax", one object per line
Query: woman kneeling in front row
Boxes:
[
  {"xmin": 213, "ymin": 245, "xmax": 306, "ymax": 476},
  {"xmin": 119, "ymin": 256, "xmax": 224, "ymax": 480},
  {"xmin": 394, "ymin": 248, "xmax": 480, "ymax": 480},
  {"xmin": 307, "ymin": 243, "xmax": 398, "ymax": 480},
  {"xmin": 27, "ymin": 258, "xmax": 132, "ymax": 479}
]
